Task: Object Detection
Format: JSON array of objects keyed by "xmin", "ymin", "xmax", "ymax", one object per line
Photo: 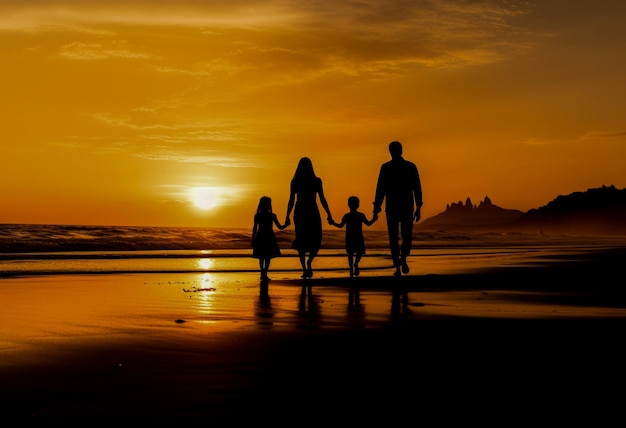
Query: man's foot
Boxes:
[
  {"xmin": 354, "ymin": 264, "xmax": 360, "ymax": 276},
  {"xmin": 401, "ymin": 261, "xmax": 409, "ymax": 274},
  {"xmin": 305, "ymin": 268, "xmax": 313, "ymax": 278}
]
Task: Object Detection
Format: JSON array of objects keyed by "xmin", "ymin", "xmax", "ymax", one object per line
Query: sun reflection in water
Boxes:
[
  {"xmin": 197, "ymin": 257, "xmax": 214, "ymax": 271},
  {"xmin": 193, "ymin": 271, "xmax": 216, "ymax": 318}
]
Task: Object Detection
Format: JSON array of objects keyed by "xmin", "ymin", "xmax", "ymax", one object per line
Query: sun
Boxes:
[{"xmin": 189, "ymin": 187, "xmax": 217, "ymax": 210}]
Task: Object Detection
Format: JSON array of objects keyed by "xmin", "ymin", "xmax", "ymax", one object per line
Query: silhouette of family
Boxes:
[{"xmin": 251, "ymin": 140, "xmax": 423, "ymax": 283}]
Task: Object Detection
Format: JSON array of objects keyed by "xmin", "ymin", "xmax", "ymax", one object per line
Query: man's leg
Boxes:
[
  {"xmin": 386, "ymin": 213, "xmax": 402, "ymax": 275},
  {"xmin": 400, "ymin": 214, "xmax": 414, "ymax": 274}
]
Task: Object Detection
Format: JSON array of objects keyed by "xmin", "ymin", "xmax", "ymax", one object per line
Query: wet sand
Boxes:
[{"xmin": 1, "ymin": 246, "xmax": 626, "ymax": 424}]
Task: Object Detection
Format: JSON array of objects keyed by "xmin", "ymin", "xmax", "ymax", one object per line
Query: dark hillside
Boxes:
[{"xmin": 417, "ymin": 185, "xmax": 626, "ymax": 236}]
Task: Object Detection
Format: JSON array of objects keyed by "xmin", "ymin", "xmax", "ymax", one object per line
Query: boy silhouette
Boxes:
[{"xmin": 330, "ymin": 196, "xmax": 377, "ymax": 277}]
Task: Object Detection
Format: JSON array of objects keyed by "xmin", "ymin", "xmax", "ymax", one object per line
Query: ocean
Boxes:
[{"xmin": 2, "ymin": 223, "xmax": 624, "ymax": 278}]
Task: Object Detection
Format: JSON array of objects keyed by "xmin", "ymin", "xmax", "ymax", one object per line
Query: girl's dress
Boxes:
[{"xmin": 252, "ymin": 211, "xmax": 282, "ymax": 259}]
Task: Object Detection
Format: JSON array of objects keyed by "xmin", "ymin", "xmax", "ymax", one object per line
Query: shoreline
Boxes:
[{"xmin": 1, "ymin": 245, "xmax": 626, "ymax": 422}]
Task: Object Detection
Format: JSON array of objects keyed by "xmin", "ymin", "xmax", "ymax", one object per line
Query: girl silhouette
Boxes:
[{"xmin": 252, "ymin": 196, "xmax": 288, "ymax": 281}]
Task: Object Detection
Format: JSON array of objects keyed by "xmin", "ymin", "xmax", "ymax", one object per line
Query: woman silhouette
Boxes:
[{"xmin": 285, "ymin": 157, "xmax": 333, "ymax": 278}]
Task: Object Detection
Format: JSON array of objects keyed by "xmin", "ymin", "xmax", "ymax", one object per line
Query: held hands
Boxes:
[{"xmin": 284, "ymin": 217, "xmax": 291, "ymax": 227}]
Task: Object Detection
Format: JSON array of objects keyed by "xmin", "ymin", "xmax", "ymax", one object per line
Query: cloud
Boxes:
[
  {"xmin": 579, "ymin": 131, "xmax": 626, "ymax": 141},
  {"xmin": 59, "ymin": 41, "xmax": 152, "ymax": 60},
  {"xmin": 2, "ymin": 0, "xmax": 534, "ymax": 70},
  {"xmin": 522, "ymin": 130, "xmax": 626, "ymax": 146},
  {"xmin": 0, "ymin": 0, "xmax": 299, "ymax": 31}
]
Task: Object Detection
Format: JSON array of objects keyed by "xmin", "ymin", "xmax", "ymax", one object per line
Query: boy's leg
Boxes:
[
  {"xmin": 354, "ymin": 253, "xmax": 361, "ymax": 276},
  {"xmin": 348, "ymin": 254, "xmax": 354, "ymax": 277}
]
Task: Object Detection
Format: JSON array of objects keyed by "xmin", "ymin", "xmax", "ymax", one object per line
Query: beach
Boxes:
[{"xmin": 2, "ymin": 241, "xmax": 626, "ymax": 424}]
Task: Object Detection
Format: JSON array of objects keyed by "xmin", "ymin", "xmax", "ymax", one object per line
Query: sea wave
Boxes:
[
  {"xmin": 1, "ymin": 223, "xmax": 614, "ymax": 254},
  {"xmin": 2, "ymin": 223, "xmax": 625, "ymax": 277}
]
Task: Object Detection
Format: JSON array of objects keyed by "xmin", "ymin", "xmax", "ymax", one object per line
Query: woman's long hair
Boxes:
[{"xmin": 293, "ymin": 157, "xmax": 316, "ymax": 184}]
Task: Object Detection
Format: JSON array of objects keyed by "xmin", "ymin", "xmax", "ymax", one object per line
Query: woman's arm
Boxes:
[
  {"xmin": 317, "ymin": 178, "xmax": 333, "ymax": 222},
  {"xmin": 285, "ymin": 181, "xmax": 296, "ymax": 224},
  {"xmin": 330, "ymin": 219, "xmax": 344, "ymax": 228},
  {"xmin": 273, "ymin": 213, "xmax": 288, "ymax": 230}
]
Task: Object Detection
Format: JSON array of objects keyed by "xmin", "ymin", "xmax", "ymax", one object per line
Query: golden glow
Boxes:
[
  {"xmin": 1, "ymin": 1, "xmax": 626, "ymax": 228},
  {"xmin": 194, "ymin": 273, "xmax": 216, "ymax": 318},
  {"xmin": 196, "ymin": 258, "xmax": 214, "ymax": 271},
  {"xmin": 189, "ymin": 187, "xmax": 218, "ymax": 211}
]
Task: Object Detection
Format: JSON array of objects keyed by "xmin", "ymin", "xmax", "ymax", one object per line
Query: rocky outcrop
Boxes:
[
  {"xmin": 418, "ymin": 196, "xmax": 524, "ymax": 230},
  {"xmin": 512, "ymin": 185, "xmax": 626, "ymax": 234},
  {"xmin": 417, "ymin": 185, "xmax": 626, "ymax": 235}
]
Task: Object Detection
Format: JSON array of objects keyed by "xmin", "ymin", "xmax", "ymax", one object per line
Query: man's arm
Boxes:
[
  {"xmin": 412, "ymin": 163, "xmax": 423, "ymax": 221},
  {"xmin": 373, "ymin": 165, "xmax": 386, "ymax": 214}
]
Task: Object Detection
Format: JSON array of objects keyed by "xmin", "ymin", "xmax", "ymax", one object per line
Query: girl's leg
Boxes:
[
  {"xmin": 258, "ymin": 259, "xmax": 264, "ymax": 279},
  {"xmin": 263, "ymin": 259, "xmax": 271, "ymax": 280}
]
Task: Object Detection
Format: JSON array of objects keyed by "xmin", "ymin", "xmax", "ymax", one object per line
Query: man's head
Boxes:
[{"xmin": 388, "ymin": 141, "xmax": 402, "ymax": 158}]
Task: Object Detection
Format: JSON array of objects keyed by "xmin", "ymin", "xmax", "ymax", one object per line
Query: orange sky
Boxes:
[{"xmin": 1, "ymin": 1, "xmax": 625, "ymax": 229}]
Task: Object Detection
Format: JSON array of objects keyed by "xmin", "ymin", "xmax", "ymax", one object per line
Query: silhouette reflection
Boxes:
[
  {"xmin": 347, "ymin": 281, "xmax": 365, "ymax": 328},
  {"xmin": 391, "ymin": 279, "xmax": 410, "ymax": 320},
  {"xmin": 255, "ymin": 279, "xmax": 274, "ymax": 329},
  {"xmin": 298, "ymin": 281, "xmax": 321, "ymax": 329},
  {"xmin": 348, "ymin": 282, "xmax": 361, "ymax": 307}
]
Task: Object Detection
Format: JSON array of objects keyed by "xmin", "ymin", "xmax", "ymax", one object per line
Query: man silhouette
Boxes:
[{"xmin": 373, "ymin": 141, "xmax": 423, "ymax": 276}]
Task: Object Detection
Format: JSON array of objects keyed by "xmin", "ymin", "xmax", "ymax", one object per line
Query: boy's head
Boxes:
[{"xmin": 348, "ymin": 196, "xmax": 360, "ymax": 209}]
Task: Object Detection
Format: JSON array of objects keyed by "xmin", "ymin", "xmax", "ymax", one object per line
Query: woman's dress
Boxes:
[{"xmin": 291, "ymin": 177, "xmax": 323, "ymax": 254}]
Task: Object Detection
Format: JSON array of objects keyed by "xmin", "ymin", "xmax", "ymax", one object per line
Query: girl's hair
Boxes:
[{"xmin": 257, "ymin": 196, "xmax": 272, "ymax": 213}]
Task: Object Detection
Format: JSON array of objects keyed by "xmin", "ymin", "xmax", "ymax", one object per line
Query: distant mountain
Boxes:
[
  {"xmin": 418, "ymin": 196, "xmax": 524, "ymax": 230},
  {"xmin": 512, "ymin": 185, "xmax": 626, "ymax": 235},
  {"xmin": 417, "ymin": 185, "xmax": 626, "ymax": 235}
]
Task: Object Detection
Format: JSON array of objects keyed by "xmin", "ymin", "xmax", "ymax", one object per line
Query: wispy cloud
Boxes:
[
  {"xmin": 579, "ymin": 131, "xmax": 626, "ymax": 141},
  {"xmin": 523, "ymin": 130, "xmax": 626, "ymax": 146},
  {"xmin": 59, "ymin": 41, "xmax": 152, "ymax": 60},
  {"xmin": 3, "ymin": 0, "xmax": 535, "ymax": 71}
]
